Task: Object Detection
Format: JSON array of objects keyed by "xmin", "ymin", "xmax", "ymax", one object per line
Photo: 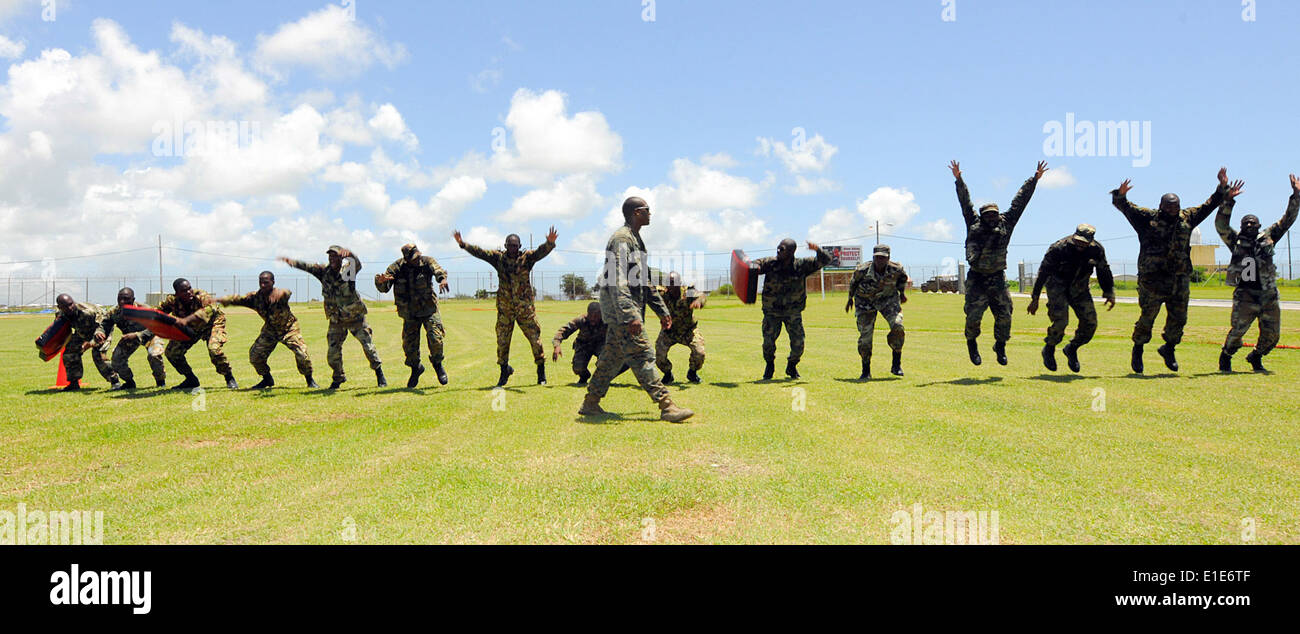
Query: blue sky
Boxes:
[{"xmin": 1, "ymin": 0, "xmax": 1298, "ymax": 292}]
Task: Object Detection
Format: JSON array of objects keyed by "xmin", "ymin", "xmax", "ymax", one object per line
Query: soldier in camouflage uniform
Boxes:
[
  {"xmin": 158, "ymin": 278, "xmax": 237, "ymax": 390},
  {"xmin": 951, "ymin": 160, "xmax": 1047, "ymax": 366},
  {"xmin": 578, "ymin": 197, "xmax": 693, "ymax": 422},
  {"xmin": 1215, "ymin": 174, "xmax": 1298, "ymax": 373},
  {"xmin": 375, "ymin": 243, "xmax": 450, "ymax": 388},
  {"xmin": 552, "ymin": 301, "xmax": 617, "ymax": 385},
  {"xmin": 103, "ymin": 287, "xmax": 166, "ymax": 390},
  {"xmin": 216, "ymin": 271, "xmax": 317, "ymax": 389},
  {"xmin": 282, "ymin": 245, "xmax": 386, "ymax": 389},
  {"xmin": 655, "ymin": 272, "xmax": 708, "ymax": 384},
  {"xmin": 1027, "ymin": 224, "xmax": 1116, "ymax": 373},
  {"xmin": 455, "ymin": 227, "xmax": 557, "ymax": 386},
  {"xmin": 845, "ymin": 244, "xmax": 908, "ymax": 380},
  {"xmin": 1112, "ymin": 167, "xmax": 1229, "ymax": 373},
  {"xmin": 752, "ymin": 239, "xmax": 831, "ymax": 380},
  {"xmin": 51, "ymin": 294, "xmax": 117, "ymax": 391}
]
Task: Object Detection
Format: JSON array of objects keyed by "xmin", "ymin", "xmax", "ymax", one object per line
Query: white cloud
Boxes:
[
  {"xmin": 253, "ymin": 5, "xmax": 407, "ymax": 80},
  {"xmin": 503, "ymin": 174, "xmax": 601, "ymax": 221},
  {"xmin": 0, "ymin": 34, "xmax": 24, "ymax": 59},
  {"xmin": 368, "ymin": 103, "xmax": 417, "ymax": 150},
  {"xmin": 1038, "ymin": 164, "xmax": 1076, "ymax": 189},
  {"xmin": 470, "ymin": 68, "xmax": 502, "ymax": 93},
  {"xmin": 786, "ymin": 175, "xmax": 838, "ymax": 195},
  {"xmin": 488, "ymin": 88, "xmax": 622, "ymax": 186},
  {"xmin": 918, "ymin": 218, "xmax": 954, "ymax": 241},
  {"xmin": 809, "ymin": 187, "xmax": 924, "ymax": 243},
  {"xmin": 756, "ymin": 132, "xmax": 838, "ymax": 195}
]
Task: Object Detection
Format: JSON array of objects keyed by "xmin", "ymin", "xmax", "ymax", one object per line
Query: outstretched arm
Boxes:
[
  {"xmin": 1110, "ymin": 179, "xmax": 1156, "ymax": 232},
  {"xmin": 1187, "ymin": 167, "xmax": 1231, "ymax": 228},
  {"xmin": 373, "ymin": 261, "xmax": 399, "ymax": 293},
  {"xmin": 1004, "ymin": 161, "xmax": 1047, "ymax": 230},
  {"xmin": 951, "ymin": 161, "xmax": 976, "ymax": 226},
  {"xmin": 454, "ymin": 229, "xmax": 497, "ymax": 264},
  {"xmin": 1215, "ymin": 182, "xmax": 1243, "ymax": 248},
  {"xmin": 525, "ymin": 226, "xmax": 558, "ymax": 266},
  {"xmin": 1267, "ymin": 174, "xmax": 1300, "ymax": 241}
]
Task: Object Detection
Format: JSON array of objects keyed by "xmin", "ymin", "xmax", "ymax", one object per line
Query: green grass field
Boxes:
[{"xmin": 3, "ymin": 293, "xmax": 1298, "ymax": 544}]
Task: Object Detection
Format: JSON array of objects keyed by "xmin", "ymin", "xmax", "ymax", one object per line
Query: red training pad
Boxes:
[
  {"xmin": 35, "ymin": 315, "xmax": 71, "ymax": 361},
  {"xmin": 731, "ymin": 250, "xmax": 759, "ymax": 305},
  {"xmin": 121, "ymin": 304, "xmax": 197, "ymax": 343}
]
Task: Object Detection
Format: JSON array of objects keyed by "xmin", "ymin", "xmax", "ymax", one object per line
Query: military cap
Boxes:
[
  {"xmin": 1071, "ymin": 223, "xmax": 1096, "ymax": 246},
  {"xmin": 873, "ymin": 244, "xmax": 891, "ymax": 256},
  {"xmin": 979, "ymin": 203, "xmax": 1000, "ymax": 214},
  {"xmin": 326, "ymin": 245, "xmax": 344, "ymax": 255}
]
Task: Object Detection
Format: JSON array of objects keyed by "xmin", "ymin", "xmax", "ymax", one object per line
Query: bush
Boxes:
[{"xmin": 716, "ymin": 283, "xmax": 734, "ymax": 296}]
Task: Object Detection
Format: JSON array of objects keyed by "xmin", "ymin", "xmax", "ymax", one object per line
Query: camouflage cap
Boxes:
[
  {"xmin": 1071, "ymin": 223, "xmax": 1096, "ymax": 246},
  {"xmin": 979, "ymin": 203, "xmax": 1000, "ymax": 214},
  {"xmin": 400, "ymin": 243, "xmax": 419, "ymax": 257},
  {"xmin": 326, "ymin": 245, "xmax": 344, "ymax": 255},
  {"xmin": 873, "ymin": 244, "xmax": 890, "ymax": 256}
]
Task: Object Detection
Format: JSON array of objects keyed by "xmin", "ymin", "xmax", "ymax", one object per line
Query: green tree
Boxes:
[{"xmin": 560, "ymin": 274, "xmax": 589, "ymax": 299}]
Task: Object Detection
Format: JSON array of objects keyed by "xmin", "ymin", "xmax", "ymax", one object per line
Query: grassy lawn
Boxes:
[{"xmin": 2, "ymin": 293, "xmax": 1298, "ymax": 544}]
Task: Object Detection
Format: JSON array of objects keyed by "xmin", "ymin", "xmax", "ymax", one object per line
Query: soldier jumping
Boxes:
[
  {"xmin": 1027, "ymin": 224, "xmax": 1116, "ymax": 372},
  {"xmin": 216, "ymin": 271, "xmax": 317, "ymax": 389}
]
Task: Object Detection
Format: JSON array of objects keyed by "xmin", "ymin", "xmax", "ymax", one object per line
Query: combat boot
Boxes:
[
  {"xmin": 658, "ymin": 396, "xmax": 695, "ymax": 423},
  {"xmin": 252, "ymin": 374, "xmax": 275, "ymax": 389},
  {"xmin": 967, "ymin": 339, "xmax": 982, "ymax": 366},
  {"xmin": 891, "ymin": 350, "xmax": 904, "ymax": 377},
  {"xmin": 785, "ymin": 360, "xmax": 800, "ymax": 379},
  {"xmin": 1130, "ymin": 344, "xmax": 1144, "ymax": 374},
  {"xmin": 1219, "ymin": 352, "xmax": 1232, "ymax": 373},
  {"xmin": 174, "ymin": 373, "xmax": 200, "ymax": 390},
  {"xmin": 496, "ymin": 363, "xmax": 513, "ymax": 387},
  {"xmin": 305, "ymin": 374, "xmax": 319, "ymax": 389},
  {"xmin": 110, "ymin": 379, "xmax": 135, "ymax": 391},
  {"xmin": 859, "ymin": 355, "xmax": 871, "ymax": 380},
  {"xmin": 223, "ymin": 372, "xmax": 238, "ymax": 390},
  {"xmin": 762, "ymin": 359, "xmax": 775, "ymax": 380},
  {"xmin": 433, "ymin": 362, "xmax": 448, "ymax": 385},
  {"xmin": 577, "ymin": 393, "xmax": 609, "ymax": 417},
  {"xmin": 662, "ymin": 369, "xmax": 675, "ymax": 384},
  {"xmin": 156, "ymin": 377, "xmax": 166, "ymax": 388},
  {"xmin": 375, "ymin": 367, "xmax": 387, "ymax": 387},
  {"xmin": 1062, "ymin": 343, "xmax": 1081, "ymax": 373},
  {"xmin": 536, "ymin": 362, "xmax": 546, "ymax": 385},
  {"xmin": 329, "ymin": 377, "xmax": 346, "ymax": 390},
  {"xmin": 686, "ymin": 369, "xmax": 702, "ymax": 384},
  {"xmin": 62, "ymin": 380, "xmax": 81, "ymax": 391},
  {"xmin": 993, "ymin": 340, "xmax": 1008, "ymax": 366},
  {"xmin": 408, "ymin": 363, "xmax": 425, "ymax": 388},
  {"xmin": 1041, "ymin": 344, "xmax": 1057, "ymax": 371},
  {"xmin": 1246, "ymin": 350, "xmax": 1267, "ymax": 372},
  {"xmin": 576, "ymin": 369, "xmax": 591, "ymax": 386},
  {"xmin": 1157, "ymin": 343, "xmax": 1178, "ymax": 372}
]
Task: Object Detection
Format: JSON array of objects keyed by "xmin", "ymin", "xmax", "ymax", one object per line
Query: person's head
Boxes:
[
  {"xmin": 872, "ymin": 244, "xmax": 890, "ymax": 268},
  {"xmin": 173, "ymin": 278, "xmax": 193, "ymax": 302},
  {"xmin": 505, "ymin": 234, "xmax": 522, "ymax": 257},
  {"xmin": 586, "ymin": 301, "xmax": 602, "ymax": 324},
  {"xmin": 622, "ymin": 196, "xmax": 650, "ymax": 228},
  {"xmin": 1159, "ymin": 193, "xmax": 1181, "ymax": 216},
  {"xmin": 326, "ymin": 245, "xmax": 344, "ymax": 271},
  {"xmin": 1240, "ymin": 214, "xmax": 1261, "ymax": 238},
  {"xmin": 258, "ymin": 271, "xmax": 275, "ymax": 293},
  {"xmin": 1070, "ymin": 223, "xmax": 1096, "ymax": 251},
  {"xmin": 776, "ymin": 238, "xmax": 797, "ymax": 263},
  {"xmin": 979, "ymin": 203, "xmax": 1000, "ymax": 225},
  {"xmin": 117, "ymin": 287, "xmax": 135, "ymax": 308},
  {"xmin": 56, "ymin": 293, "xmax": 75, "ymax": 313},
  {"xmin": 401, "ymin": 243, "xmax": 419, "ymax": 262}
]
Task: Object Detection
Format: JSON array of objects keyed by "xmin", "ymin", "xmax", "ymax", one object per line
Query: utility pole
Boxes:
[{"xmin": 158, "ymin": 235, "xmax": 164, "ymax": 296}]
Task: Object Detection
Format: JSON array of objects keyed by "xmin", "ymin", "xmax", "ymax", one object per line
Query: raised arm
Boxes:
[
  {"xmin": 1004, "ymin": 162, "xmax": 1047, "ymax": 230},
  {"xmin": 1187, "ymin": 168, "xmax": 1231, "ymax": 228},
  {"xmin": 1268, "ymin": 174, "xmax": 1300, "ymax": 241},
  {"xmin": 797, "ymin": 242, "xmax": 832, "ymax": 275},
  {"xmin": 525, "ymin": 226, "xmax": 558, "ymax": 267},
  {"xmin": 1215, "ymin": 183, "xmax": 1242, "ymax": 248},
  {"xmin": 951, "ymin": 161, "xmax": 976, "ymax": 226},
  {"xmin": 1110, "ymin": 179, "xmax": 1156, "ymax": 232}
]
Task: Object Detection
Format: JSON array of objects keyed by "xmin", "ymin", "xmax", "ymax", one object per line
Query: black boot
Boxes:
[
  {"xmin": 329, "ymin": 376, "xmax": 346, "ymax": 390},
  {"xmin": 62, "ymin": 380, "xmax": 81, "ymax": 391},
  {"xmin": 576, "ymin": 369, "xmax": 590, "ymax": 386},
  {"xmin": 1246, "ymin": 350, "xmax": 1267, "ymax": 372},
  {"xmin": 687, "ymin": 369, "xmax": 702, "ymax": 384},
  {"xmin": 536, "ymin": 362, "xmax": 546, "ymax": 385},
  {"xmin": 662, "ymin": 369, "xmax": 675, "ymax": 384},
  {"xmin": 967, "ymin": 339, "xmax": 982, "ymax": 366},
  {"xmin": 785, "ymin": 360, "xmax": 800, "ymax": 379},
  {"xmin": 496, "ymin": 363, "xmax": 513, "ymax": 387},
  {"xmin": 859, "ymin": 356, "xmax": 871, "ymax": 380},
  {"xmin": 305, "ymin": 374, "xmax": 319, "ymax": 389},
  {"xmin": 1157, "ymin": 343, "xmax": 1178, "ymax": 372},
  {"xmin": 433, "ymin": 362, "xmax": 448, "ymax": 385},
  {"xmin": 156, "ymin": 377, "xmax": 166, "ymax": 388},
  {"xmin": 1041, "ymin": 344, "xmax": 1057, "ymax": 371},
  {"xmin": 174, "ymin": 373, "xmax": 200, "ymax": 390},
  {"xmin": 891, "ymin": 350, "xmax": 904, "ymax": 377},
  {"xmin": 110, "ymin": 379, "xmax": 136, "ymax": 391},
  {"xmin": 1130, "ymin": 344, "xmax": 1144, "ymax": 374},
  {"xmin": 252, "ymin": 374, "xmax": 275, "ymax": 389},
  {"xmin": 1062, "ymin": 343, "xmax": 1081, "ymax": 373},
  {"xmin": 993, "ymin": 340, "xmax": 1008, "ymax": 366},
  {"xmin": 762, "ymin": 359, "xmax": 775, "ymax": 380},
  {"xmin": 375, "ymin": 367, "xmax": 387, "ymax": 388},
  {"xmin": 1219, "ymin": 352, "xmax": 1232, "ymax": 373},
  {"xmin": 224, "ymin": 372, "xmax": 238, "ymax": 390},
  {"xmin": 408, "ymin": 363, "xmax": 425, "ymax": 388}
]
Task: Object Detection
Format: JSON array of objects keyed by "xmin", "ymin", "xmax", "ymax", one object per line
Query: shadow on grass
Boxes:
[
  {"xmin": 1027, "ymin": 374, "xmax": 1089, "ymax": 383},
  {"xmin": 832, "ymin": 376, "xmax": 902, "ymax": 383},
  {"xmin": 914, "ymin": 376, "xmax": 1004, "ymax": 387},
  {"xmin": 107, "ymin": 388, "xmax": 181, "ymax": 399}
]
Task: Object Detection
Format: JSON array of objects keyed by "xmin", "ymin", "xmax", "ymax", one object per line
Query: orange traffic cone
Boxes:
[{"xmin": 50, "ymin": 351, "xmax": 69, "ymax": 389}]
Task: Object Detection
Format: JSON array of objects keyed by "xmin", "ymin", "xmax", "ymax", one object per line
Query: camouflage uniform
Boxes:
[
  {"xmin": 586, "ymin": 224, "xmax": 672, "ymax": 404},
  {"xmin": 217, "ymin": 290, "xmax": 312, "ymax": 378},
  {"xmin": 553, "ymin": 313, "xmax": 608, "ymax": 376},
  {"xmin": 375, "ymin": 254, "xmax": 447, "ymax": 368},
  {"xmin": 1031, "ymin": 234, "xmax": 1115, "ymax": 348},
  {"xmin": 847, "ymin": 260, "xmax": 908, "ymax": 358},
  {"xmin": 59, "ymin": 302, "xmax": 116, "ymax": 384},
  {"xmin": 1216, "ymin": 192, "xmax": 1299, "ymax": 357},
  {"xmin": 654, "ymin": 285, "xmax": 707, "ymax": 374},
  {"xmin": 103, "ymin": 304, "xmax": 166, "ymax": 385},
  {"xmin": 1112, "ymin": 184, "xmax": 1226, "ymax": 346},
  {"xmin": 287, "ymin": 254, "xmax": 381, "ymax": 383},
  {"xmin": 752, "ymin": 248, "xmax": 832, "ymax": 363},
  {"xmin": 157, "ymin": 289, "xmax": 233, "ymax": 377},
  {"xmin": 956, "ymin": 175, "xmax": 1037, "ymax": 343},
  {"xmin": 464, "ymin": 241, "xmax": 555, "ymax": 365}
]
